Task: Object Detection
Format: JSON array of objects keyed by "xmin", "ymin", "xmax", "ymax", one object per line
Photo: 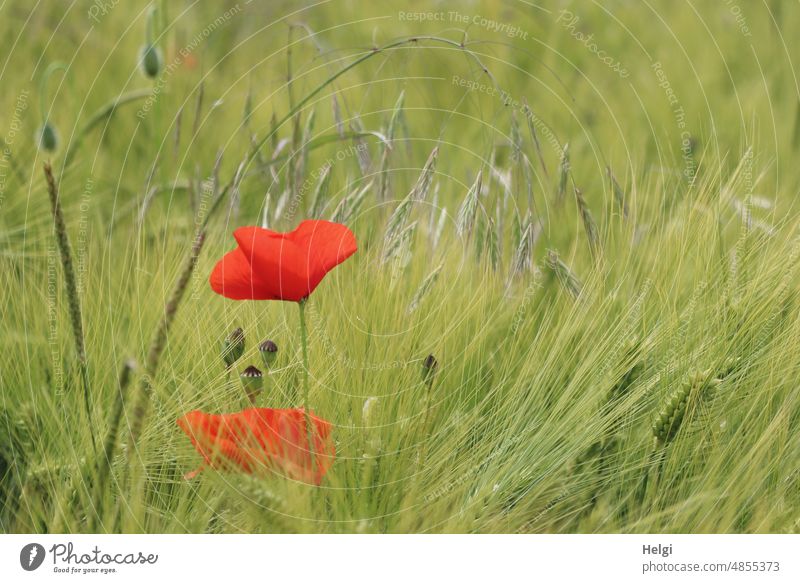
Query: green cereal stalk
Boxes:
[{"xmin": 43, "ymin": 162, "xmax": 97, "ymax": 454}]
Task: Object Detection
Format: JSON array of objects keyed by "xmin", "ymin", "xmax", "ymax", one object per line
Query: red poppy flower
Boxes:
[
  {"xmin": 177, "ymin": 408, "xmax": 335, "ymax": 485},
  {"xmin": 209, "ymin": 220, "xmax": 357, "ymax": 302}
]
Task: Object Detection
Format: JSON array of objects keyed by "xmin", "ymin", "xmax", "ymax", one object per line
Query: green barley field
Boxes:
[{"xmin": 2, "ymin": 0, "xmax": 800, "ymax": 534}]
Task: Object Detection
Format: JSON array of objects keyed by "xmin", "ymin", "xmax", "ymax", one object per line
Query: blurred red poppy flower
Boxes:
[
  {"xmin": 177, "ymin": 407, "xmax": 335, "ymax": 485},
  {"xmin": 209, "ymin": 220, "xmax": 357, "ymax": 302}
]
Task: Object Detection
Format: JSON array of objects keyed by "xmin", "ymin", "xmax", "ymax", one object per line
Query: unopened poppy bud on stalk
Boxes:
[
  {"xmin": 422, "ymin": 354, "xmax": 438, "ymax": 384},
  {"xmin": 221, "ymin": 327, "xmax": 245, "ymax": 369},
  {"xmin": 240, "ymin": 365, "xmax": 264, "ymax": 404},
  {"xmin": 259, "ymin": 340, "xmax": 278, "ymax": 369},
  {"xmin": 37, "ymin": 121, "xmax": 59, "ymax": 152},
  {"xmin": 139, "ymin": 44, "xmax": 163, "ymax": 79},
  {"xmin": 139, "ymin": 6, "xmax": 162, "ymax": 79}
]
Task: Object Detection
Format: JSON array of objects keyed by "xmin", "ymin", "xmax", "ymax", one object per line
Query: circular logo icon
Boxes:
[{"xmin": 20, "ymin": 543, "xmax": 46, "ymax": 571}]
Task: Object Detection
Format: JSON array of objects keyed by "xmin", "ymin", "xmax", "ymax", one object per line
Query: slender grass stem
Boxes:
[
  {"xmin": 92, "ymin": 359, "xmax": 136, "ymax": 529},
  {"xmin": 298, "ymin": 299, "xmax": 316, "ymax": 468},
  {"xmin": 61, "ymin": 89, "xmax": 152, "ymax": 172},
  {"xmin": 417, "ymin": 374, "xmax": 436, "ymax": 472}
]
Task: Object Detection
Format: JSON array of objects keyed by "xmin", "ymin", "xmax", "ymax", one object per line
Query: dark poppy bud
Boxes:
[
  {"xmin": 222, "ymin": 327, "xmax": 245, "ymax": 369},
  {"xmin": 37, "ymin": 121, "xmax": 59, "ymax": 152},
  {"xmin": 240, "ymin": 365, "xmax": 263, "ymax": 403},
  {"xmin": 422, "ymin": 354, "xmax": 438, "ymax": 383},
  {"xmin": 259, "ymin": 340, "xmax": 278, "ymax": 369},
  {"xmin": 139, "ymin": 44, "xmax": 163, "ymax": 79}
]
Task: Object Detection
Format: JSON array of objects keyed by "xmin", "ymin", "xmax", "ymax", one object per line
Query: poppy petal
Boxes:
[
  {"xmin": 233, "ymin": 226, "xmax": 312, "ymax": 301},
  {"xmin": 291, "ymin": 220, "xmax": 358, "ymax": 288},
  {"xmin": 231, "ymin": 221, "xmax": 357, "ymax": 301},
  {"xmin": 177, "ymin": 408, "xmax": 336, "ymax": 484},
  {"xmin": 209, "ymin": 246, "xmax": 273, "ymax": 300}
]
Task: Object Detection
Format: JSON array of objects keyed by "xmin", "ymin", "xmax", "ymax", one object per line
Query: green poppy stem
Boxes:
[{"xmin": 297, "ymin": 299, "xmax": 316, "ymax": 469}]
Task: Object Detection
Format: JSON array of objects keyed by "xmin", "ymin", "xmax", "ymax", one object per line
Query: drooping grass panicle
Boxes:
[
  {"xmin": 456, "ymin": 169, "xmax": 483, "ymax": 243},
  {"xmin": 408, "ymin": 261, "xmax": 444, "ymax": 313},
  {"xmin": 384, "ymin": 146, "xmax": 439, "ymax": 247},
  {"xmin": 331, "ymin": 93, "xmax": 345, "ymax": 138},
  {"xmin": 607, "ymin": 166, "xmax": 629, "ymax": 220},
  {"xmin": 331, "ymin": 180, "xmax": 373, "ymax": 224},
  {"xmin": 350, "ymin": 114, "xmax": 372, "ymax": 175},
  {"xmin": 309, "ymin": 164, "xmax": 332, "ymax": 218},
  {"xmin": 383, "ymin": 220, "xmax": 418, "ymax": 266},
  {"xmin": 192, "ymin": 77, "xmax": 205, "ymax": 137},
  {"xmin": 431, "ymin": 207, "xmax": 447, "ymax": 252},
  {"xmin": 574, "ymin": 186, "xmax": 601, "ymax": 259},
  {"xmin": 510, "ymin": 109, "xmax": 523, "ymax": 166},
  {"xmin": 510, "ymin": 214, "xmax": 534, "ymax": 278},
  {"xmin": 545, "ymin": 249, "xmax": 582, "ymax": 299},
  {"xmin": 486, "ymin": 214, "xmax": 500, "ymax": 271},
  {"xmin": 378, "ymin": 91, "xmax": 405, "ymax": 201},
  {"xmin": 294, "ymin": 108, "xmax": 316, "ymax": 195},
  {"xmin": 555, "ymin": 142, "xmax": 570, "ymax": 204},
  {"xmin": 521, "ymin": 97, "xmax": 549, "ymax": 179}
]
